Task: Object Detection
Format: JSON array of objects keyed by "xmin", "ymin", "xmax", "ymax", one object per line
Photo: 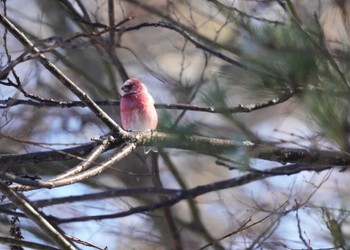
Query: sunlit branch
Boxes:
[
  {"xmin": 10, "ymin": 143, "xmax": 135, "ymax": 191},
  {"xmin": 0, "ymin": 137, "xmax": 113, "ymax": 188},
  {"xmin": 63, "ymin": 234, "xmax": 106, "ymax": 250},
  {"xmin": 49, "ymin": 136, "xmax": 112, "ymax": 182}
]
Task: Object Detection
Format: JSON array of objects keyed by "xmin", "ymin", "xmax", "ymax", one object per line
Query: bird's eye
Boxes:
[{"xmin": 122, "ymin": 84, "xmax": 131, "ymax": 92}]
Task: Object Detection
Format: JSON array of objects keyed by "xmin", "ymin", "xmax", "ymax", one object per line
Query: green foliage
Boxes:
[
  {"xmin": 221, "ymin": 18, "xmax": 350, "ymax": 149},
  {"xmin": 200, "ymin": 76, "xmax": 228, "ymax": 109},
  {"xmin": 322, "ymin": 207, "xmax": 349, "ymax": 250},
  {"xmin": 303, "ymin": 87, "xmax": 349, "ymax": 148},
  {"xmin": 244, "ymin": 20, "xmax": 320, "ymax": 89}
]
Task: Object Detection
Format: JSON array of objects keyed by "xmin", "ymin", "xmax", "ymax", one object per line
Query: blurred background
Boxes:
[{"xmin": 1, "ymin": 0, "xmax": 350, "ymax": 249}]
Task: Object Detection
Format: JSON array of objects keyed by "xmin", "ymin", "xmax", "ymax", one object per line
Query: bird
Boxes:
[{"xmin": 120, "ymin": 78, "xmax": 158, "ymax": 132}]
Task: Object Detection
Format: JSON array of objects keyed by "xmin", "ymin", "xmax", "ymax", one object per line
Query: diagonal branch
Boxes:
[
  {"xmin": 49, "ymin": 136, "xmax": 112, "ymax": 182},
  {"xmin": 0, "ymin": 181, "xmax": 77, "ymax": 250},
  {"xmin": 9, "ymin": 143, "xmax": 135, "ymax": 191},
  {"xmin": 0, "ymin": 13, "xmax": 126, "ymax": 135}
]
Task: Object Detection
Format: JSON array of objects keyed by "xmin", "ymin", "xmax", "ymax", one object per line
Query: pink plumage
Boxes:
[{"xmin": 120, "ymin": 78, "xmax": 158, "ymax": 131}]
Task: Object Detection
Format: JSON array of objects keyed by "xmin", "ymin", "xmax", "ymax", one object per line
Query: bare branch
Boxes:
[
  {"xmin": 0, "ymin": 141, "xmax": 98, "ymax": 164},
  {"xmin": 122, "ymin": 21, "xmax": 246, "ymax": 69},
  {"xmin": 0, "ymin": 89, "xmax": 294, "ymax": 113},
  {"xmin": 0, "ymin": 187, "xmax": 177, "ymax": 211},
  {"xmin": 38, "ymin": 163, "xmax": 329, "ymax": 224},
  {"xmin": 0, "ymin": 13, "xmax": 126, "ymax": 134},
  {"xmin": 0, "ymin": 181, "xmax": 77, "ymax": 250},
  {"xmin": 0, "ymin": 236, "xmax": 60, "ymax": 250},
  {"xmin": 296, "ymin": 209, "xmax": 312, "ymax": 249},
  {"xmin": 11, "ymin": 142, "xmax": 135, "ymax": 191},
  {"xmin": 0, "ymin": 132, "xmax": 350, "ymax": 170},
  {"xmin": 49, "ymin": 136, "xmax": 113, "ymax": 182}
]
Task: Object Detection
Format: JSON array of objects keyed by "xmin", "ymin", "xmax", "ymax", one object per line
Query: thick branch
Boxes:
[{"xmin": 0, "ymin": 132, "xmax": 350, "ymax": 168}]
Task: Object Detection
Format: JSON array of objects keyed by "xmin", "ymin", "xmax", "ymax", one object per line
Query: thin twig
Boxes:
[
  {"xmin": 42, "ymin": 163, "xmax": 328, "ymax": 224},
  {"xmin": 0, "ymin": 89, "xmax": 295, "ymax": 113},
  {"xmin": 0, "ymin": 236, "xmax": 60, "ymax": 250},
  {"xmin": 123, "ymin": 21, "xmax": 246, "ymax": 69},
  {"xmin": 0, "ymin": 187, "xmax": 178, "ymax": 210},
  {"xmin": 0, "ymin": 165, "xmax": 336, "ymax": 229},
  {"xmin": 296, "ymin": 209, "xmax": 312, "ymax": 249}
]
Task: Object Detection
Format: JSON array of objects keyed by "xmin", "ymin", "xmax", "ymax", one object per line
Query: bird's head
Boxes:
[{"xmin": 121, "ymin": 78, "xmax": 148, "ymax": 94}]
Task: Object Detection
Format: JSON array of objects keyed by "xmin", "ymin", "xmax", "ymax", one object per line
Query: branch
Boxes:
[
  {"xmin": 1, "ymin": 132, "xmax": 350, "ymax": 169},
  {"xmin": 157, "ymin": 89, "xmax": 294, "ymax": 113},
  {"xmin": 0, "ymin": 141, "xmax": 99, "ymax": 164},
  {"xmin": 35, "ymin": 163, "xmax": 330, "ymax": 224},
  {"xmin": 0, "ymin": 89, "xmax": 294, "ymax": 113},
  {"xmin": 49, "ymin": 136, "xmax": 112, "ymax": 181},
  {"xmin": 0, "ymin": 164, "xmax": 336, "ymax": 227},
  {"xmin": 8, "ymin": 142, "xmax": 135, "ymax": 190},
  {"xmin": 0, "ymin": 18, "xmax": 245, "ymax": 73},
  {"xmin": 0, "ymin": 13, "xmax": 126, "ymax": 135},
  {"xmin": 122, "ymin": 21, "xmax": 246, "ymax": 69},
  {"xmin": 0, "ymin": 187, "xmax": 178, "ymax": 210},
  {"xmin": 0, "ymin": 236, "xmax": 60, "ymax": 250},
  {"xmin": 0, "ymin": 181, "xmax": 77, "ymax": 249}
]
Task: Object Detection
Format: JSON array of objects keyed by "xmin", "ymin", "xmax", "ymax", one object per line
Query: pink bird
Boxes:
[{"xmin": 120, "ymin": 78, "xmax": 158, "ymax": 132}]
